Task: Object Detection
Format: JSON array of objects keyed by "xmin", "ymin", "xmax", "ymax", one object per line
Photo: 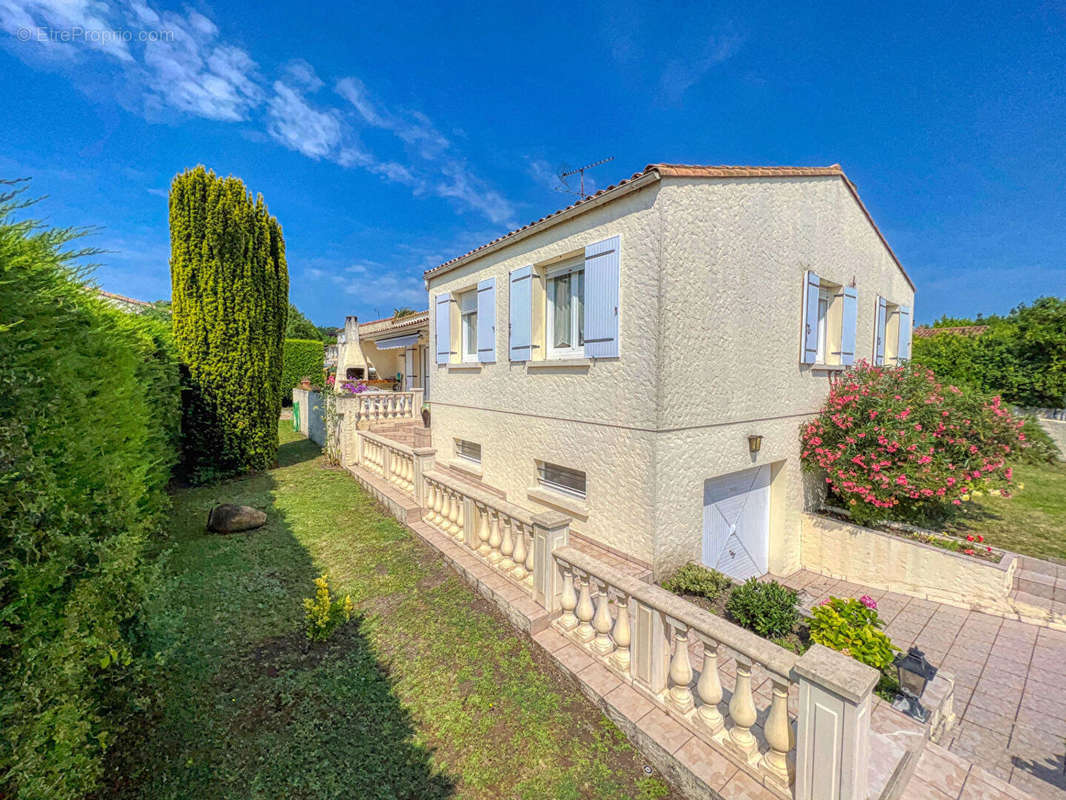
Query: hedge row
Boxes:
[
  {"xmin": 282, "ymin": 337, "xmax": 325, "ymax": 401},
  {"xmin": 0, "ymin": 187, "xmax": 181, "ymax": 800}
]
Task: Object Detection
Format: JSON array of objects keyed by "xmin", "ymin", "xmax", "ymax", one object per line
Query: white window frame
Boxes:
[
  {"xmin": 536, "ymin": 460, "xmax": 587, "ymax": 499},
  {"xmin": 545, "ymin": 260, "xmax": 584, "ymax": 360},
  {"xmin": 455, "ymin": 439, "xmax": 482, "ymax": 465},
  {"xmin": 815, "ymin": 287, "xmax": 832, "ymax": 364},
  {"xmin": 458, "ymin": 290, "xmax": 478, "ymax": 363}
]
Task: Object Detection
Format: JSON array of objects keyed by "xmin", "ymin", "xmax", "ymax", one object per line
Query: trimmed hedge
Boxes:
[
  {"xmin": 0, "ymin": 185, "xmax": 180, "ymax": 800},
  {"xmin": 170, "ymin": 166, "xmax": 288, "ymax": 483},
  {"xmin": 282, "ymin": 338, "xmax": 325, "ymax": 401}
]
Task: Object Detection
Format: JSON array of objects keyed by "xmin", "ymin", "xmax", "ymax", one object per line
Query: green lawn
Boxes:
[
  {"xmin": 945, "ymin": 460, "xmax": 1066, "ymax": 562},
  {"xmin": 103, "ymin": 423, "xmax": 676, "ymax": 800}
]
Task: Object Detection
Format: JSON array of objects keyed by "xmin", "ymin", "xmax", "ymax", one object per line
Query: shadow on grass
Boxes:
[{"xmin": 103, "ymin": 452, "xmax": 454, "ymax": 800}]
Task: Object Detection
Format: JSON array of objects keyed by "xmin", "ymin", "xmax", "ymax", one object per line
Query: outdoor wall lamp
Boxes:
[
  {"xmin": 747, "ymin": 434, "xmax": 763, "ymax": 454},
  {"xmin": 894, "ymin": 646, "xmax": 937, "ymax": 722}
]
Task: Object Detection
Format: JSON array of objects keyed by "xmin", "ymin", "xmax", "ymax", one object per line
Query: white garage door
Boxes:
[{"xmin": 701, "ymin": 465, "xmax": 771, "ymax": 582}]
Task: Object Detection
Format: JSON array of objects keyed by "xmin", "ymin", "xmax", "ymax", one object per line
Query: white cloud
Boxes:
[
  {"xmin": 436, "ymin": 162, "xmax": 515, "ymax": 227},
  {"xmin": 266, "ymin": 81, "xmax": 343, "ymax": 159},
  {"xmin": 660, "ymin": 27, "xmax": 744, "ymax": 102},
  {"xmin": 280, "ymin": 58, "xmax": 322, "ymax": 91}
]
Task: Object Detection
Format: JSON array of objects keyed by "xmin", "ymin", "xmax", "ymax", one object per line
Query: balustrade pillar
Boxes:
[
  {"xmin": 695, "ymin": 637, "xmax": 724, "ymax": 735},
  {"xmin": 531, "ymin": 511, "xmax": 570, "ymax": 612},
  {"xmin": 761, "ymin": 677, "xmax": 794, "ymax": 789},
  {"xmin": 574, "ymin": 574, "xmax": 595, "ymax": 643},
  {"xmin": 667, "ymin": 626, "xmax": 695, "ymax": 713},
  {"xmin": 460, "ymin": 496, "xmax": 475, "ymax": 547},
  {"xmin": 438, "ymin": 485, "xmax": 452, "ymax": 529},
  {"xmin": 794, "ymin": 644, "xmax": 877, "ymax": 800},
  {"xmin": 477, "ymin": 505, "xmax": 492, "ymax": 556},
  {"xmin": 558, "ymin": 565, "xmax": 578, "ymax": 630},
  {"xmin": 590, "ymin": 582, "xmax": 615, "ymax": 656},
  {"xmin": 610, "ymin": 594, "xmax": 631, "ymax": 673},
  {"xmin": 412, "ymin": 448, "xmax": 435, "ymax": 507},
  {"xmin": 487, "ymin": 511, "xmax": 503, "ymax": 563},
  {"xmin": 728, "ymin": 657, "xmax": 759, "ymax": 757},
  {"xmin": 498, "ymin": 516, "xmax": 515, "ymax": 570},
  {"xmin": 510, "ymin": 523, "xmax": 527, "ymax": 580}
]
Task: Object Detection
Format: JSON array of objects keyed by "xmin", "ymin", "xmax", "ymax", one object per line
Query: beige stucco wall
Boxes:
[
  {"xmin": 801, "ymin": 513, "xmax": 1014, "ymax": 612},
  {"xmin": 649, "ymin": 176, "xmax": 915, "ymax": 576},
  {"xmin": 427, "ymin": 174, "xmax": 915, "ymax": 577}
]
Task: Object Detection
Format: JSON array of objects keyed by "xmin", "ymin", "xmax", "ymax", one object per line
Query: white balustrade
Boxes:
[{"xmin": 549, "ymin": 545, "xmax": 813, "ymax": 794}]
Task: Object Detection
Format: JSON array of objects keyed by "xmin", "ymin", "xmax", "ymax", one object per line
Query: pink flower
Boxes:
[{"xmin": 859, "ymin": 595, "xmax": 877, "ymax": 610}]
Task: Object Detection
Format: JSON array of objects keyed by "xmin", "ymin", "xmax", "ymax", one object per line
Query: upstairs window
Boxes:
[
  {"xmin": 459, "ymin": 290, "xmax": 478, "ymax": 362},
  {"xmin": 801, "ymin": 271, "xmax": 857, "ymax": 366},
  {"xmin": 546, "ymin": 260, "xmax": 585, "ymax": 359},
  {"xmin": 537, "ymin": 460, "xmax": 587, "ymax": 499}
]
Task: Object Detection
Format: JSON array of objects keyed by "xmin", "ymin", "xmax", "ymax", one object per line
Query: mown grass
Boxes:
[
  {"xmin": 946, "ymin": 460, "xmax": 1066, "ymax": 562},
  {"xmin": 102, "ymin": 423, "xmax": 676, "ymax": 800}
]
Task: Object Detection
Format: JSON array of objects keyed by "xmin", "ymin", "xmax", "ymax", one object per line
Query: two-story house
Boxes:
[{"xmin": 424, "ymin": 163, "xmax": 915, "ymax": 580}]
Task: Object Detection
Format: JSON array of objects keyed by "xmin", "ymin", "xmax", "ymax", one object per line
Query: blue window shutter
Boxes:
[
  {"xmin": 874, "ymin": 296, "xmax": 887, "ymax": 365},
  {"xmin": 840, "ymin": 287, "xmax": 858, "ymax": 365},
  {"xmin": 583, "ymin": 236, "xmax": 620, "ymax": 358},
  {"xmin": 477, "ymin": 277, "xmax": 496, "ymax": 363},
  {"xmin": 897, "ymin": 304, "xmax": 912, "ymax": 361},
  {"xmin": 509, "ymin": 266, "xmax": 532, "ymax": 361},
  {"xmin": 800, "ymin": 270, "xmax": 820, "ymax": 364},
  {"xmin": 435, "ymin": 293, "xmax": 452, "ymax": 364}
]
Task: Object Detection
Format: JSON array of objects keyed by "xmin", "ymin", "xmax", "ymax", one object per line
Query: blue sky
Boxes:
[{"xmin": 1, "ymin": 0, "xmax": 1063, "ymax": 326}]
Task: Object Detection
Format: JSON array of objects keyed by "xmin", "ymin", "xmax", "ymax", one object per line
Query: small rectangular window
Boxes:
[
  {"xmin": 537, "ymin": 461, "xmax": 586, "ymax": 498},
  {"xmin": 456, "ymin": 439, "xmax": 482, "ymax": 464}
]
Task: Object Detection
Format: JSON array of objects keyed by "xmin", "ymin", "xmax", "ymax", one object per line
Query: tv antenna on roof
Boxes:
[{"xmin": 556, "ymin": 156, "xmax": 615, "ymax": 200}]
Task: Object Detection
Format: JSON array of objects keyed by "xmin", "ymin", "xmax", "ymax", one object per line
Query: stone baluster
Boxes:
[
  {"xmin": 499, "ymin": 515, "xmax": 515, "ymax": 570},
  {"xmin": 403, "ymin": 456, "xmax": 413, "ymax": 489},
  {"xmin": 487, "ymin": 510, "xmax": 503, "ymax": 563},
  {"xmin": 695, "ymin": 636, "xmax": 725, "ymax": 735},
  {"xmin": 558, "ymin": 564, "xmax": 578, "ymax": 631},
  {"xmin": 761, "ymin": 676, "xmax": 794, "ymax": 788},
  {"xmin": 453, "ymin": 491, "xmax": 465, "ymax": 540},
  {"xmin": 433, "ymin": 480, "xmax": 445, "ymax": 524},
  {"xmin": 610, "ymin": 594, "xmax": 631, "ymax": 673},
  {"xmin": 523, "ymin": 531, "xmax": 535, "ymax": 589},
  {"xmin": 574, "ymin": 572, "xmax": 595, "ymax": 643},
  {"xmin": 590, "ymin": 581, "xmax": 615, "ymax": 656},
  {"xmin": 728, "ymin": 657, "xmax": 759, "ymax": 757},
  {"xmin": 667, "ymin": 626, "xmax": 695, "ymax": 713},
  {"xmin": 437, "ymin": 483, "xmax": 450, "ymax": 528},
  {"xmin": 425, "ymin": 481, "xmax": 437, "ymax": 523},
  {"xmin": 510, "ymin": 521, "xmax": 527, "ymax": 580},
  {"xmin": 477, "ymin": 504, "xmax": 492, "ymax": 556}
]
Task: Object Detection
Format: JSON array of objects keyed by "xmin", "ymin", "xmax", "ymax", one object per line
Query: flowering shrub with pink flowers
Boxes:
[{"xmin": 801, "ymin": 361, "xmax": 1028, "ymax": 526}]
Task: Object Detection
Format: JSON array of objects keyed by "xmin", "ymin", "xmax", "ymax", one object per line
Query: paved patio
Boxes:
[{"xmin": 778, "ymin": 570, "xmax": 1066, "ymax": 800}]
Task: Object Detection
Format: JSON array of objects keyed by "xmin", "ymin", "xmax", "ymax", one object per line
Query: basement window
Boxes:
[
  {"xmin": 455, "ymin": 439, "xmax": 482, "ymax": 464},
  {"xmin": 536, "ymin": 460, "xmax": 587, "ymax": 499}
]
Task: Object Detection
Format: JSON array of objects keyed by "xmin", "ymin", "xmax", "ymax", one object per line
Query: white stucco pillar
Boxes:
[
  {"xmin": 793, "ymin": 644, "xmax": 878, "ymax": 800},
  {"xmin": 531, "ymin": 511, "xmax": 570, "ymax": 611},
  {"xmin": 411, "ymin": 446, "xmax": 435, "ymax": 507}
]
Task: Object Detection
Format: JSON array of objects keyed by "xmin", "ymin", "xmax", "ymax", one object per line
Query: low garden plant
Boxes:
[
  {"xmin": 660, "ymin": 563, "xmax": 732, "ymax": 602},
  {"xmin": 724, "ymin": 579, "xmax": 799, "ymax": 639},
  {"xmin": 303, "ymin": 575, "xmax": 354, "ymax": 642},
  {"xmin": 801, "ymin": 361, "xmax": 1028, "ymax": 526},
  {"xmin": 809, "ymin": 595, "xmax": 900, "ymax": 699}
]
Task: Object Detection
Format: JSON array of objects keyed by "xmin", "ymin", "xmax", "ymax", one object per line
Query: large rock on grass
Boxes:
[{"xmin": 207, "ymin": 504, "xmax": 267, "ymax": 534}]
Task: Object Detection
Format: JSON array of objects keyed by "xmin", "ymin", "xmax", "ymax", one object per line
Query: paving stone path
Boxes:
[{"xmin": 778, "ymin": 570, "xmax": 1066, "ymax": 800}]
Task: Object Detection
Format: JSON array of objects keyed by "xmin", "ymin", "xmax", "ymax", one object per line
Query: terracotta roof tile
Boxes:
[{"xmin": 424, "ymin": 162, "xmax": 914, "ymax": 292}]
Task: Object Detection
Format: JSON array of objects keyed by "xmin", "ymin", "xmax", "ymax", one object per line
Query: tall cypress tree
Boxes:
[{"xmin": 170, "ymin": 166, "xmax": 288, "ymax": 481}]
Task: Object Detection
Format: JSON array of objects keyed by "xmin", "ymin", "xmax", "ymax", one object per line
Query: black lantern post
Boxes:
[{"xmin": 893, "ymin": 646, "xmax": 937, "ymax": 722}]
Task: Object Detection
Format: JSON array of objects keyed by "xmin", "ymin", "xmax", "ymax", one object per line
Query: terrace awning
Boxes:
[{"xmin": 375, "ymin": 333, "xmax": 420, "ymax": 350}]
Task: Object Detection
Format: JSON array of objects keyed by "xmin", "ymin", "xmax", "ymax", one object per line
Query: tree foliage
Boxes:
[
  {"xmin": 0, "ymin": 183, "xmax": 180, "ymax": 800},
  {"xmin": 286, "ymin": 303, "xmax": 322, "ymax": 340},
  {"xmin": 913, "ymin": 298, "xmax": 1066, "ymax": 408},
  {"xmin": 170, "ymin": 166, "xmax": 288, "ymax": 482},
  {"xmin": 282, "ymin": 338, "xmax": 326, "ymax": 396}
]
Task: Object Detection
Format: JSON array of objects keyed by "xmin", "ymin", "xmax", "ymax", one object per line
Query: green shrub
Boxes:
[
  {"xmin": 286, "ymin": 302, "xmax": 323, "ymax": 340},
  {"xmin": 0, "ymin": 183, "xmax": 180, "ymax": 800},
  {"xmin": 170, "ymin": 166, "xmax": 288, "ymax": 483},
  {"xmin": 725, "ymin": 579, "xmax": 798, "ymax": 638},
  {"xmin": 1016, "ymin": 417, "xmax": 1062, "ymax": 464},
  {"xmin": 282, "ymin": 338, "xmax": 325, "ymax": 399},
  {"xmin": 809, "ymin": 596, "xmax": 895, "ymax": 671},
  {"xmin": 661, "ymin": 563, "xmax": 732, "ymax": 602},
  {"xmin": 304, "ymin": 575, "xmax": 354, "ymax": 642}
]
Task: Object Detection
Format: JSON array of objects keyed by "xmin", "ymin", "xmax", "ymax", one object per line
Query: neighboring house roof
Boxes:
[
  {"xmin": 97, "ymin": 289, "xmax": 153, "ymax": 310},
  {"xmin": 424, "ymin": 162, "xmax": 915, "ymax": 292},
  {"xmin": 359, "ymin": 310, "xmax": 429, "ymax": 338},
  {"xmin": 913, "ymin": 325, "xmax": 990, "ymax": 339}
]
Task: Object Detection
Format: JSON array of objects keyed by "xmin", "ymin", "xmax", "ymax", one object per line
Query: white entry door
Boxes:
[{"xmin": 701, "ymin": 465, "xmax": 771, "ymax": 581}]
